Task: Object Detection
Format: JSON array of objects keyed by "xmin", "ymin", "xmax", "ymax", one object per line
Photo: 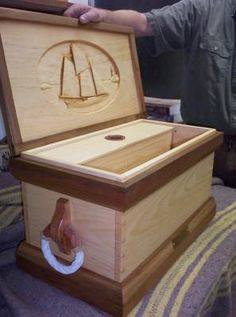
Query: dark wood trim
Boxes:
[
  {"xmin": 10, "ymin": 132, "xmax": 222, "ymax": 211},
  {"xmin": 10, "ymin": 157, "xmax": 127, "ymax": 210},
  {"xmin": 128, "ymin": 33, "xmax": 146, "ymax": 116},
  {"xmin": 16, "ymin": 197, "xmax": 215, "ymax": 317},
  {"xmin": 0, "ymin": 0, "xmax": 70, "ymax": 15},
  {"xmin": 0, "ymin": 36, "xmax": 22, "ymax": 155}
]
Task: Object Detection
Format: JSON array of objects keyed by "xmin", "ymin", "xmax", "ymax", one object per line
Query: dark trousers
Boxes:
[{"xmin": 213, "ymin": 134, "xmax": 236, "ymax": 188}]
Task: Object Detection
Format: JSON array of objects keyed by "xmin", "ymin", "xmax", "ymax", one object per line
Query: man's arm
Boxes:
[{"xmin": 64, "ymin": 4, "xmax": 153, "ymax": 36}]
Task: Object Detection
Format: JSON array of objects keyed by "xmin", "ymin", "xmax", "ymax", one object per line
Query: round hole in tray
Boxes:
[{"xmin": 105, "ymin": 134, "xmax": 125, "ymax": 141}]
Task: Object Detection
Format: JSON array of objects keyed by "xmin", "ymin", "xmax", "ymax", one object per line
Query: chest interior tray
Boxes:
[{"xmin": 21, "ymin": 119, "xmax": 215, "ymax": 181}]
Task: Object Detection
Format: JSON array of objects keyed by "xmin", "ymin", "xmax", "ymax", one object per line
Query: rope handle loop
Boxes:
[{"xmin": 41, "ymin": 234, "xmax": 84, "ymax": 275}]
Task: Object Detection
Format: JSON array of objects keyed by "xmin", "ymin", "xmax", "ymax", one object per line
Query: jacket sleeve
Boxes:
[{"xmin": 145, "ymin": 0, "xmax": 203, "ymax": 55}]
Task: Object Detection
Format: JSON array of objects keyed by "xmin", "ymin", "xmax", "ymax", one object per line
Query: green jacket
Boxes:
[{"xmin": 145, "ymin": 0, "xmax": 236, "ymax": 133}]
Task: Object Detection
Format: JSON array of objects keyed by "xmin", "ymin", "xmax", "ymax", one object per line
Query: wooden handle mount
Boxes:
[{"xmin": 43, "ymin": 198, "xmax": 80, "ymax": 255}]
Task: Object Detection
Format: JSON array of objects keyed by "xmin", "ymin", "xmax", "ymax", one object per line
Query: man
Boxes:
[{"xmin": 64, "ymin": 0, "xmax": 236, "ymax": 188}]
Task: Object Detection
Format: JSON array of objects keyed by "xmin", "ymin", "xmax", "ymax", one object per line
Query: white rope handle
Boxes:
[{"xmin": 41, "ymin": 234, "xmax": 84, "ymax": 275}]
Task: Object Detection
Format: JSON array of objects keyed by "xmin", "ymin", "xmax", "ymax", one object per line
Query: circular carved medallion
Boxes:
[{"xmin": 38, "ymin": 41, "xmax": 120, "ymax": 113}]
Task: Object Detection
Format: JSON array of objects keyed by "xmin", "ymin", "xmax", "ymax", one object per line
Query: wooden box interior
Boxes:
[
  {"xmin": 21, "ymin": 119, "xmax": 216, "ymax": 182},
  {"xmin": 21, "ymin": 119, "xmax": 173, "ymax": 174}
]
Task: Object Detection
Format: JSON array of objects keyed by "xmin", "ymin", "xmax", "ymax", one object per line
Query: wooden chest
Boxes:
[{"xmin": 0, "ymin": 7, "xmax": 222, "ymax": 316}]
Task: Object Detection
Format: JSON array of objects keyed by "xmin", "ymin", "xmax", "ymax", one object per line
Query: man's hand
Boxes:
[
  {"xmin": 64, "ymin": 4, "xmax": 153, "ymax": 37},
  {"xmin": 64, "ymin": 4, "xmax": 106, "ymax": 24}
]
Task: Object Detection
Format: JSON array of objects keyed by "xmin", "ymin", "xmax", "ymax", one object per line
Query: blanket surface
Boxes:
[{"xmin": 0, "ymin": 180, "xmax": 236, "ymax": 317}]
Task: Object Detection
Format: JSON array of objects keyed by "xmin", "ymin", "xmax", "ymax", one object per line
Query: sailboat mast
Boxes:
[
  {"xmin": 88, "ymin": 61, "xmax": 97, "ymax": 96},
  {"xmin": 60, "ymin": 56, "xmax": 66, "ymax": 97},
  {"xmin": 70, "ymin": 43, "xmax": 82, "ymax": 98}
]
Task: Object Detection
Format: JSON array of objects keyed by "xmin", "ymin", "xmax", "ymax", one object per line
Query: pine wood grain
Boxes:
[
  {"xmin": 22, "ymin": 120, "xmax": 173, "ymax": 174},
  {"xmin": 0, "ymin": 8, "xmax": 144, "ymax": 153},
  {"xmin": 22, "ymin": 120, "xmax": 172, "ymax": 163},
  {"xmin": 119, "ymin": 154, "xmax": 214, "ymax": 280},
  {"xmin": 20, "ymin": 121, "xmax": 217, "ymax": 182},
  {"xmin": 14, "ymin": 114, "xmax": 144, "ymax": 154},
  {"xmin": 0, "ymin": 36, "xmax": 21, "ymax": 155},
  {"xmin": 22, "ymin": 182, "xmax": 117, "ymax": 279},
  {"xmin": 83, "ymin": 129, "xmax": 172, "ymax": 174},
  {"xmin": 121, "ymin": 197, "xmax": 216, "ymax": 315}
]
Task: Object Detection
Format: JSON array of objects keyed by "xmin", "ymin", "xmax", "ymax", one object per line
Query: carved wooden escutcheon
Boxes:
[{"xmin": 43, "ymin": 198, "xmax": 80, "ymax": 255}]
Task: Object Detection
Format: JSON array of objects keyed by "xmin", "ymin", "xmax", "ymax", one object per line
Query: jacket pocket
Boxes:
[
  {"xmin": 200, "ymin": 36, "xmax": 231, "ymax": 58},
  {"xmin": 198, "ymin": 36, "xmax": 232, "ymax": 83}
]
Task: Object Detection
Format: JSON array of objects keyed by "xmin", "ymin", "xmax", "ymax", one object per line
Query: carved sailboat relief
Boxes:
[
  {"xmin": 60, "ymin": 43, "xmax": 110, "ymax": 108},
  {"xmin": 38, "ymin": 41, "xmax": 120, "ymax": 111}
]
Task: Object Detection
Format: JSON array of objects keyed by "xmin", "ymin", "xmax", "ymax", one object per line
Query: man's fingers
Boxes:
[
  {"xmin": 63, "ymin": 4, "xmax": 91, "ymax": 18},
  {"xmin": 64, "ymin": 5, "xmax": 105, "ymax": 24},
  {"xmin": 79, "ymin": 10, "xmax": 101, "ymax": 24}
]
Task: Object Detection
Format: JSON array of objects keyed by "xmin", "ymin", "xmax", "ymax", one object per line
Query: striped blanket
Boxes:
[
  {"xmin": 129, "ymin": 201, "xmax": 236, "ymax": 317},
  {"xmin": 0, "ymin": 184, "xmax": 22, "ymax": 231},
  {"xmin": 0, "ymin": 182, "xmax": 236, "ymax": 317}
]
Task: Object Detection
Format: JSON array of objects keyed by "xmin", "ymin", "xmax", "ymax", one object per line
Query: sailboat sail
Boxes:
[
  {"xmin": 60, "ymin": 55, "xmax": 80, "ymax": 98},
  {"xmin": 71, "ymin": 44, "xmax": 89, "ymax": 75},
  {"xmin": 91, "ymin": 66, "xmax": 107, "ymax": 95},
  {"xmin": 59, "ymin": 42, "xmax": 113, "ymax": 106},
  {"xmin": 80, "ymin": 67, "xmax": 96, "ymax": 97}
]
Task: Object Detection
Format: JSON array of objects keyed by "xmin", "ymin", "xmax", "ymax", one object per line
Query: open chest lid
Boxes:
[{"xmin": 0, "ymin": 7, "xmax": 145, "ymax": 155}]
